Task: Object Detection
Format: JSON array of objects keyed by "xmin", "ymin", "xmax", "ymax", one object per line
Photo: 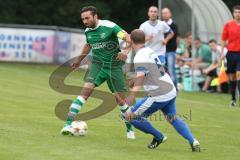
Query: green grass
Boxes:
[{"xmin": 0, "ymin": 62, "xmax": 240, "ymax": 160}]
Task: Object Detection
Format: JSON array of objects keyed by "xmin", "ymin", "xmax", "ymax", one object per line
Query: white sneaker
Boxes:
[
  {"xmin": 191, "ymin": 139, "xmax": 200, "ymax": 152},
  {"xmin": 60, "ymin": 125, "xmax": 74, "ymax": 136},
  {"xmin": 162, "ymin": 135, "xmax": 168, "ymax": 143},
  {"xmin": 127, "ymin": 131, "xmax": 136, "ymax": 139}
]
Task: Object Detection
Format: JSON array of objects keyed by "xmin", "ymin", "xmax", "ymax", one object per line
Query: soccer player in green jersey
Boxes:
[{"xmin": 60, "ymin": 6, "xmax": 135, "ymax": 139}]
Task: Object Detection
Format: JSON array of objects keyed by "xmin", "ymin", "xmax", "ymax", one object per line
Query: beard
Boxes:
[{"xmin": 87, "ymin": 20, "xmax": 97, "ymax": 28}]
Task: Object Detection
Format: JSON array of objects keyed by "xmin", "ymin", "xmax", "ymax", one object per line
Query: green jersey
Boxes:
[
  {"xmin": 196, "ymin": 44, "xmax": 212, "ymax": 64},
  {"xmin": 85, "ymin": 20, "xmax": 126, "ymax": 66}
]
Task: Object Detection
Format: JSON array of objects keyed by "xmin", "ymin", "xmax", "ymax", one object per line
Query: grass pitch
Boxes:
[{"xmin": 0, "ymin": 63, "xmax": 240, "ymax": 160}]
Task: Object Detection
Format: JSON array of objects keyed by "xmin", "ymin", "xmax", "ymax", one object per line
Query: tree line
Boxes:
[{"xmin": 0, "ymin": 0, "xmax": 239, "ymax": 32}]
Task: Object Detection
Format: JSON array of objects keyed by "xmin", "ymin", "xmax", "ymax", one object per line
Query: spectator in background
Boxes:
[
  {"xmin": 175, "ymin": 33, "xmax": 192, "ymax": 87},
  {"xmin": 202, "ymin": 39, "xmax": 227, "ymax": 92},
  {"xmin": 176, "ymin": 32, "xmax": 192, "ymax": 65},
  {"xmin": 221, "ymin": 5, "xmax": 240, "ymax": 107},
  {"xmin": 193, "ymin": 37, "xmax": 212, "ymax": 70},
  {"xmin": 139, "ymin": 6, "xmax": 174, "ymax": 64},
  {"xmin": 162, "ymin": 7, "xmax": 178, "ymax": 88}
]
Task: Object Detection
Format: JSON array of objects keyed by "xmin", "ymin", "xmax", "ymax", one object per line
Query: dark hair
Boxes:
[
  {"xmin": 208, "ymin": 39, "xmax": 217, "ymax": 44},
  {"xmin": 195, "ymin": 37, "xmax": 201, "ymax": 41},
  {"xmin": 80, "ymin": 6, "xmax": 98, "ymax": 16},
  {"xmin": 185, "ymin": 32, "xmax": 192, "ymax": 38},
  {"xmin": 131, "ymin": 29, "xmax": 145, "ymax": 44},
  {"xmin": 233, "ymin": 5, "xmax": 240, "ymax": 11}
]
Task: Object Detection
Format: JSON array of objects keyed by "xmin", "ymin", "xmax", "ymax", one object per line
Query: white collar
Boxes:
[
  {"xmin": 148, "ymin": 20, "xmax": 159, "ymax": 26},
  {"xmin": 88, "ymin": 20, "xmax": 101, "ymax": 30},
  {"xmin": 166, "ymin": 19, "xmax": 173, "ymax": 25}
]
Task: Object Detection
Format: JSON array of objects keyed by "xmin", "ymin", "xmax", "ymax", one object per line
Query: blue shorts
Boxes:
[
  {"xmin": 131, "ymin": 97, "xmax": 177, "ymax": 118},
  {"xmin": 158, "ymin": 55, "xmax": 166, "ymax": 65},
  {"xmin": 226, "ymin": 51, "xmax": 240, "ymax": 74}
]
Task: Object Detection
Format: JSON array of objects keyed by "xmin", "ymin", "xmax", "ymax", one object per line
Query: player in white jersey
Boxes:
[
  {"xmin": 123, "ymin": 29, "xmax": 200, "ymax": 152},
  {"xmin": 139, "ymin": 6, "xmax": 174, "ymax": 64}
]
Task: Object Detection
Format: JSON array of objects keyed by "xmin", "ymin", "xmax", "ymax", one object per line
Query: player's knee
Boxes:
[
  {"xmin": 80, "ymin": 83, "xmax": 95, "ymax": 100},
  {"xmin": 166, "ymin": 115, "xmax": 178, "ymax": 123}
]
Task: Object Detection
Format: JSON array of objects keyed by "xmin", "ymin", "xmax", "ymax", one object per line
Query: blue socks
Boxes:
[
  {"xmin": 128, "ymin": 115, "xmax": 194, "ymax": 144},
  {"xmin": 171, "ymin": 118, "xmax": 194, "ymax": 144},
  {"xmin": 130, "ymin": 117, "xmax": 164, "ymax": 141}
]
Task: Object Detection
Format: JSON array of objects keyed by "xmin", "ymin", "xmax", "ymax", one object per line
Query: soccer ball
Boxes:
[{"xmin": 70, "ymin": 121, "xmax": 88, "ymax": 136}]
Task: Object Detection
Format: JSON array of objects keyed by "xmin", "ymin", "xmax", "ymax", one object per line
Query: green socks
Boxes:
[{"xmin": 65, "ymin": 96, "xmax": 86, "ymax": 126}]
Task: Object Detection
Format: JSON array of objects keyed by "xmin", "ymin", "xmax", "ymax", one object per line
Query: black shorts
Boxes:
[
  {"xmin": 207, "ymin": 69, "xmax": 217, "ymax": 77},
  {"xmin": 226, "ymin": 51, "xmax": 240, "ymax": 74}
]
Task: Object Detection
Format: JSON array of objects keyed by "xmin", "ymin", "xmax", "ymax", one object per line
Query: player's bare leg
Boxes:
[{"xmin": 202, "ymin": 76, "xmax": 212, "ymax": 92}]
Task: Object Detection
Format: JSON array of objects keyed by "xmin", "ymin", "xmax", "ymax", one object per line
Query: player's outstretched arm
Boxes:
[
  {"xmin": 125, "ymin": 72, "xmax": 145, "ymax": 105},
  {"xmin": 124, "ymin": 72, "xmax": 145, "ymax": 121},
  {"xmin": 71, "ymin": 43, "xmax": 91, "ymax": 70}
]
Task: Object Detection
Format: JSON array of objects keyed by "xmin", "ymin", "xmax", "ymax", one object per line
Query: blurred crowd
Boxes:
[{"xmin": 175, "ymin": 33, "xmax": 228, "ymax": 93}]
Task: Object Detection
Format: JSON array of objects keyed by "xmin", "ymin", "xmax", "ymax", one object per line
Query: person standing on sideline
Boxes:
[
  {"xmin": 221, "ymin": 5, "xmax": 240, "ymax": 107},
  {"xmin": 162, "ymin": 8, "xmax": 178, "ymax": 88},
  {"xmin": 139, "ymin": 6, "xmax": 174, "ymax": 65}
]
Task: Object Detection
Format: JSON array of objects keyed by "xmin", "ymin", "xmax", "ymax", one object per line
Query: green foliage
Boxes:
[{"xmin": 0, "ymin": 0, "xmax": 238, "ymax": 31}]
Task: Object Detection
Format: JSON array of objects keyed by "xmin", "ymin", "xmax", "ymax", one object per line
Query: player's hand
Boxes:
[
  {"xmin": 220, "ymin": 52, "xmax": 225, "ymax": 60},
  {"xmin": 124, "ymin": 109, "xmax": 135, "ymax": 121},
  {"xmin": 146, "ymin": 34, "xmax": 154, "ymax": 42},
  {"xmin": 71, "ymin": 61, "xmax": 81, "ymax": 70},
  {"xmin": 161, "ymin": 39, "xmax": 167, "ymax": 45},
  {"xmin": 128, "ymin": 79, "xmax": 135, "ymax": 88},
  {"xmin": 116, "ymin": 52, "xmax": 128, "ymax": 61}
]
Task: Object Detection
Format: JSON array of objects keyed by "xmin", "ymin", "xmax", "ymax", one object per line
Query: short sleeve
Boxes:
[
  {"xmin": 139, "ymin": 23, "xmax": 145, "ymax": 31},
  {"xmin": 173, "ymin": 23, "xmax": 178, "ymax": 36},
  {"xmin": 134, "ymin": 64, "xmax": 149, "ymax": 76},
  {"xmin": 134, "ymin": 54, "xmax": 149, "ymax": 75},
  {"xmin": 112, "ymin": 24, "xmax": 126, "ymax": 39},
  {"xmin": 84, "ymin": 30, "xmax": 89, "ymax": 44},
  {"xmin": 163, "ymin": 22, "xmax": 171, "ymax": 33}
]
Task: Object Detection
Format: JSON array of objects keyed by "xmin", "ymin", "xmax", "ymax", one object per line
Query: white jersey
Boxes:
[
  {"xmin": 212, "ymin": 45, "xmax": 227, "ymax": 63},
  {"xmin": 133, "ymin": 47, "xmax": 177, "ymax": 102},
  {"xmin": 139, "ymin": 20, "xmax": 171, "ymax": 56}
]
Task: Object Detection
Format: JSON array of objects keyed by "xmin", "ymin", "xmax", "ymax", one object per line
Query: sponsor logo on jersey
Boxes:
[
  {"xmin": 100, "ymin": 33, "xmax": 106, "ymax": 39},
  {"xmin": 91, "ymin": 41, "xmax": 119, "ymax": 52}
]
